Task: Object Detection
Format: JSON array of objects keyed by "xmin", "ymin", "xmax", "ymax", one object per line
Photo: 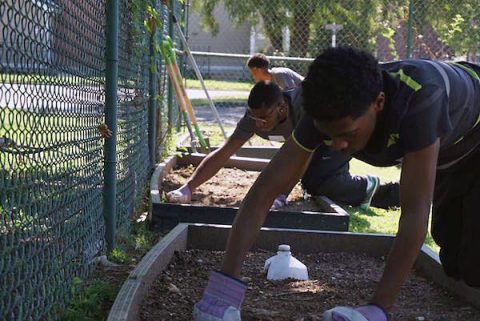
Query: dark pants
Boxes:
[
  {"xmin": 432, "ymin": 149, "xmax": 480, "ymax": 287},
  {"xmin": 303, "ymin": 166, "xmax": 368, "ymax": 205},
  {"xmin": 302, "ymin": 146, "xmax": 400, "ymax": 208},
  {"xmin": 302, "ymin": 163, "xmax": 400, "ymax": 208}
]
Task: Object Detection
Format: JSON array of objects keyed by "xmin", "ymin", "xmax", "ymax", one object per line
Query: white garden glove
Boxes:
[
  {"xmin": 271, "ymin": 194, "xmax": 288, "ymax": 210},
  {"xmin": 166, "ymin": 184, "xmax": 192, "ymax": 203},
  {"xmin": 193, "ymin": 271, "xmax": 247, "ymax": 321},
  {"xmin": 323, "ymin": 305, "xmax": 388, "ymax": 321}
]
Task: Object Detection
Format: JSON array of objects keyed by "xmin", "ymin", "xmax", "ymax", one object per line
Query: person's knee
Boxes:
[
  {"xmin": 459, "ymin": 251, "xmax": 480, "ymax": 287},
  {"xmin": 301, "ymin": 178, "xmax": 327, "ymax": 196},
  {"xmin": 440, "ymin": 246, "xmax": 480, "ymax": 287},
  {"xmin": 461, "ymin": 272, "xmax": 480, "ymax": 287},
  {"xmin": 439, "ymin": 247, "xmax": 460, "ymax": 279}
]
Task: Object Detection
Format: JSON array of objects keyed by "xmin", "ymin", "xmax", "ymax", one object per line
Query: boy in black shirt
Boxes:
[{"xmin": 193, "ymin": 47, "xmax": 480, "ymax": 321}]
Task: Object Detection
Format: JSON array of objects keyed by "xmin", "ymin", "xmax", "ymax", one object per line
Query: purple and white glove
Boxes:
[
  {"xmin": 166, "ymin": 184, "xmax": 192, "ymax": 203},
  {"xmin": 271, "ymin": 194, "xmax": 288, "ymax": 210},
  {"xmin": 323, "ymin": 305, "xmax": 387, "ymax": 321},
  {"xmin": 193, "ymin": 271, "xmax": 247, "ymax": 321}
]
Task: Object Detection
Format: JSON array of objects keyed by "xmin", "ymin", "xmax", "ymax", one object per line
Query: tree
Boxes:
[
  {"xmin": 191, "ymin": 0, "xmax": 316, "ymax": 56},
  {"xmin": 420, "ymin": 0, "xmax": 480, "ymax": 61},
  {"xmin": 190, "ymin": 0, "xmax": 480, "ymax": 61}
]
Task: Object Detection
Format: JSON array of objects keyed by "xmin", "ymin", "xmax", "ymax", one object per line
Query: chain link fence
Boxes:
[
  {"xmin": 0, "ymin": 0, "xmax": 183, "ymax": 319},
  {"xmin": 184, "ymin": 0, "xmax": 480, "ymax": 112}
]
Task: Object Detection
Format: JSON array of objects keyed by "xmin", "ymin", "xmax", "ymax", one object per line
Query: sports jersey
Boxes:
[
  {"xmin": 270, "ymin": 67, "xmax": 304, "ymax": 91},
  {"xmin": 293, "ymin": 60, "xmax": 480, "ymax": 170}
]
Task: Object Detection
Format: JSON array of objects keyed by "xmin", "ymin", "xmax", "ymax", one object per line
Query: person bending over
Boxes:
[
  {"xmin": 193, "ymin": 47, "xmax": 480, "ymax": 321},
  {"xmin": 247, "ymin": 53, "xmax": 304, "ymax": 91},
  {"xmin": 168, "ymin": 81, "xmax": 399, "ymax": 210}
]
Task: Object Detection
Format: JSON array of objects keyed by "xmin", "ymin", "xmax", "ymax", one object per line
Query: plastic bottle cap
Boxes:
[{"xmin": 278, "ymin": 244, "xmax": 290, "ymax": 252}]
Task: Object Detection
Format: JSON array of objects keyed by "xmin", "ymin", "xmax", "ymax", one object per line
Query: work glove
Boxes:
[
  {"xmin": 166, "ymin": 184, "xmax": 192, "ymax": 203},
  {"xmin": 193, "ymin": 271, "xmax": 247, "ymax": 321},
  {"xmin": 323, "ymin": 305, "xmax": 387, "ymax": 321},
  {"xmin": 271, "ymin": 194, "xmax": 288, "ymax": 210}
]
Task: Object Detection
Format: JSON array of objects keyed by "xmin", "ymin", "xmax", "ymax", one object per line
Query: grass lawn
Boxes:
[
  {"xmin": 185, "ymin": 78, "xmax": 253, "ymax": 91},
  {"xmin": 348, "ymin": 159, "xmax": 439, "ymax": 252},
  {"xmin": 191, "ymin": 97, "xmax": 247, "ymax": 108}
]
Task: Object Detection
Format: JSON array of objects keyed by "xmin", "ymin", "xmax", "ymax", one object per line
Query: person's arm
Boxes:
[
  {"xmin": 167, "ymin": 136, "xmax": 247, "ymax": 203},
  {"xmin": 276, "ymin": 155, "xmax": 312, "ymax": 201},
  {"xmin": 186, "ymin": 136, "xmax": 247, "ymax": 191},
  {"xmin": 220, "ymin": 137, "xmax": 313, "ymax": 277},
  {"xmin": 372, "ymin": 139, "xmax": 440, "ymax": 310}
]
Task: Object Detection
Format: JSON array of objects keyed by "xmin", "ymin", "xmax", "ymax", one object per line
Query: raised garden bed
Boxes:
[
  {"xmin": 108, "ymin": 224, "xmax": 480, "ymax": 321},
  {"xmin": 150, "ymin": 153, "xmax": 349, "ymax": 232}
]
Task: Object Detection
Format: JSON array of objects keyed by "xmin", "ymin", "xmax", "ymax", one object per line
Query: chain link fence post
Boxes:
[
  {"xmin": 407, "ymin": 0, "xmax": 415, "ymax": 59},
  {"xmin": 104, "ymin": 0, "xmax": 120, "ymax": 253},
  {"xmin": 148, "ymin": 0, "xmax": 158, "ymax": 168}
]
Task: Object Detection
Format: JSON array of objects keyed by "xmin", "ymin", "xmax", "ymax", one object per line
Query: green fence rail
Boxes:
[{"xmin": 0, "ymin": 0, "xmax": 183, "ymax": 319}]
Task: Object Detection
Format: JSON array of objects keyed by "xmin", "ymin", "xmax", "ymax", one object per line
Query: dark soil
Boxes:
[
  {"xmin": 140, "ymin": 249, "xmax": 480, "ymax": 321},
  {"xmin": 162, "ymin": 166, "xmax": 333, "ymax": 212}
]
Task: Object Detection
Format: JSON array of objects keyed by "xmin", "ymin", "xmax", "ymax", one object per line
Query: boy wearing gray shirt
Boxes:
[{"xmin": 247, "ymin": 53, "xmax": 303, "ymax": 91}]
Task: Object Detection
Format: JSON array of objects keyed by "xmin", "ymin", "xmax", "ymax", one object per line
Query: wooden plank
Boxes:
[
  {"xmin": 107, "ymin": 224, "xmax": 188, "ymax": 321},
  {"xmin": 152, "ymin": 202, "xmax": 348, "ymax": 232}
]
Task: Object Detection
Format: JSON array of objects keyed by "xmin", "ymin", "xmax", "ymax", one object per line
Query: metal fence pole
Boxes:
[
  {"xmin": 104, "ymin": 0, "xmax": 119, "ymax": 251},
  {"xmin": 406, "ymin": 0, "xmax": 414, "ymax": 58},
  {"xmin": 168, "ymin": 0, "xmax": 180, "ymax": 131},
  {"xmin": 180, "ymin": 0, "xmax": 189, "ymax": 84},
  {"xmin": 148, "ymin": 1, "xmax": 158, "ymax": 168}
]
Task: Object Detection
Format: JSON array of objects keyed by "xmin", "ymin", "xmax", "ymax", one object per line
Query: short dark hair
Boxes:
[
  {"xmin": 248, "ymin": 81, "xmax": 283, "ymax": 110},
  {"xmin": 302, "ymin": 47, "xmax": 383, "ymax": 122},
  {"xmin": 247, "ymin": 53, "xmax": 270, "ymax": 69}
]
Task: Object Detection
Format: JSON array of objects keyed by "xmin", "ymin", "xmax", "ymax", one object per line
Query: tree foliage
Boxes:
[{"xmin": 191, "ymin": 0, "xmax": 480, "ymax": 60}]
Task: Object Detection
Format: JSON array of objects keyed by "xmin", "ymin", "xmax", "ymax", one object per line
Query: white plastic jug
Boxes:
[{"xmin": 264, "ymin": 244, "xmax": 309, "ymax": 281}]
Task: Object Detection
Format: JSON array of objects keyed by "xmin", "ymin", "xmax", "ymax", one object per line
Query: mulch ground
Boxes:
[
  {"xmin": 137, "ymin": 165, "xmax": 480, "ymax": 320},
  {"xmin": 162, "ymin": 166, "xmax": 333, "ymax": 212},
  {"xmin": 140, "ymin": 249, "xmax": 480, "ymax": 321}
]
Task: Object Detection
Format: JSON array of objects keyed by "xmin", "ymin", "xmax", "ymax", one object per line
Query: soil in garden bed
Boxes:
[
  {"xmin": 141, "ymin": 249, "xmax": 480, "ymax": 321},
  {"xmin": 162, "ymin": 166, "xmax": 334, "ymax": 213}
]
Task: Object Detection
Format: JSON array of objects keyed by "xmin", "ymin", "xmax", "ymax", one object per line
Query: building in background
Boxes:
[{"xmin": 186, "ymin": 3, "xmax": 271, "ymax": 79}]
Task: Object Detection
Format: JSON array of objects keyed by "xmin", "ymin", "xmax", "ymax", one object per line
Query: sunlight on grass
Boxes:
[
  {"xmin": 347, "ymin": 160, "xmax": 439, "ymax": 253},
  {"xmin": 347, "ymin": 206, "xmax": 439, "ymax": 252},
  {"xmin": 185, "ymin": 79, "xmax": 252, "ymax": 91},
  {"xmin": 191, "ymin": 97, "xmax": 247, "ymax": 107},
  {"xmin": 193, "ymin": 123, "xmax": 282, "ymax": 147},
  {"xmin": 349, "ymin": 159, "xmax": 401, "ymax": 183}
]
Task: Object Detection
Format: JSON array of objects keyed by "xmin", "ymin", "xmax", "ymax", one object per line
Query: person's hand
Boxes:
[
  {"xmin": 271, "ymin": 194, "xmax": 288, "ymax": 210},
  {"xmin": 166, "ymin": 184, "xmax": 192, "ymax": 203},
  {"xmin": 193, "ymin": 271, "xmax": 247, "ymax": 321},
  {"xmin": 323, "ymin": 305, "xmax": 387, "ymax": 321}
]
